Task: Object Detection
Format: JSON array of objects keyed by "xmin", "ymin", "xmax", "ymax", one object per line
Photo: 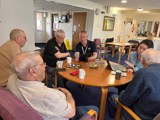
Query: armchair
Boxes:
[
  {"xmin": 0, "ymin": 86, "xmax": 44, "ymax": 120},
  {"xmin": 115, "ymin": 98, "xmax": 160, "ymax": 120},
  {"xmin": 115, "ymin": 98, "xmax": 141, "ymax": 120}
]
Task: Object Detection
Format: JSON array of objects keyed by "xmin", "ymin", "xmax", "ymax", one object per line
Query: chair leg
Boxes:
[{"xmin": 115, "ymin": 104, "xmax": 122, "ymax": 120}]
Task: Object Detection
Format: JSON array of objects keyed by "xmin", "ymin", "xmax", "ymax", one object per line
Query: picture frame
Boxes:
[{"xmin": 102, "ymin": 16, "xmax": 115, "ymax": 31}]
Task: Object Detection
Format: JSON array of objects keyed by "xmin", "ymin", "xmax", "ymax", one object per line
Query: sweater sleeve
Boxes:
[{"xmin": 119, "ymin": 69, "xmax": 148, "ymax": 107}]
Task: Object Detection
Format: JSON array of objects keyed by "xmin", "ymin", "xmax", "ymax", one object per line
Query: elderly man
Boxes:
[
  {"xmin": 43, "ymin": 29, "xmax": 70, "ymax": 67},
  {"xmin": 74, "ymin": 31, "xmax": 97, "ymax": 62},
  {"xmin": 108, "ymin": 48, "xmax": 160, "ymax": 119},
  {"xmin": 0, "ymin": 29, "xmax": 27, "ymax": 87},
  {"xmin": 43, "ymin": 29, "xmax": 70, "ymax": 87},
  {"xmin": 7, "ymin": 51, "xmax": 98, "ymax": 120}
]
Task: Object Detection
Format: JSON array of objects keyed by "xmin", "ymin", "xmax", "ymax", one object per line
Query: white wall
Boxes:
[
  {"xmin": 92, "ymin": 8, "xmax": 122, "ymax": 42},
  {"xmin": 0, "ymin": 0, "xmax": 35, "ymax": 51},
  {"xmin": 121, "ymin": 12, "xmax": 160, "ymax": 38}
]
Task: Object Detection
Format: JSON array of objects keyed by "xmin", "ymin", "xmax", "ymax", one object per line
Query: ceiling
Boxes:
[
  {"xmin": 34, "ymin": 0, "xmax": 89, "ymax": 12},
  {"xmin": 87, "ymin": 0, "xmax": 160, "ymax": 11},
  {"xmin": 34, "ymin": 0, "xmax": 160, "ymax": 13}
]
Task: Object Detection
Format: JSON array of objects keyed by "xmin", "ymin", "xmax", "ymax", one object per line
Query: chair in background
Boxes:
[
  {"xmin": 94, "ymin": 38, "xmax": 101, "ymax": 49},
  {"xmin": 0, "ymin": 86, "xmax": 44, "ymax": 120},
  {"xmin": 94, "ymin": 38, "xmax": 105, "ymax": 59},
  {"xmin": 105, "ymin": 37, "xmax": 115, "ymax": 55},
  {"xmin": 125, "ymin": 40, "xmax": 139, "ymax": 54},
  {"xmin": 79, "ymin": 109, "xmax": 98, "ymax": 120}
]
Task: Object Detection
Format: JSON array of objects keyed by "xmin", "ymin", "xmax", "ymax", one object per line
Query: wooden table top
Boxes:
[
  {"xmin": 58, "ymin": 60, "xmax": 133, "ymax": 87},
  {"xmin": 106, "ymin": 42, "xmax": 133, "ymax": 46}
]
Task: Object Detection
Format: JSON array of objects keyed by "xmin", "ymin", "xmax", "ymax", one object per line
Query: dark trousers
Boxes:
[{"xmin": 46, "ymin": 66, "xmax": 68, "ymax": 88}]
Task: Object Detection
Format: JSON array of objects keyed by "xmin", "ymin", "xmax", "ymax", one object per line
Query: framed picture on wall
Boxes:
[{"xmin": 102, "ymin": 16, "xmax": 115, "ymax": 31}]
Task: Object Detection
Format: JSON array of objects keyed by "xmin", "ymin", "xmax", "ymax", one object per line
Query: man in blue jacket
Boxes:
[{"xmin": 108, "ymin": 48, "xmax": 160, "ymax": 120}]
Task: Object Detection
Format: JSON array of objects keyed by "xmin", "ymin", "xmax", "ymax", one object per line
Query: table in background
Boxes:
[
  {"xmin": 58, "ymin": 60, "xmax": 133, "ymax": 120},
  {"xmin": 105, "ymin": 42, "xmax": 133, "ymax": 64}
]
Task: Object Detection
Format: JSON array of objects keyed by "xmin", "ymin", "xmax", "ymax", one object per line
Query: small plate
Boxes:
[{"xmin": 89, "ymin": 64, "xmax": 98, "ymax": 69}]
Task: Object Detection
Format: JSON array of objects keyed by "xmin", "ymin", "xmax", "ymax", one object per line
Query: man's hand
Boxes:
[
  {"xmin": 57, "ymin": 87, "xmax": 76, "ymax": 118},
  {"xmin": 127, "ymin": 68, "xmax": 134, "ymax": 73},
  {"xmin": 74, "ymin": 57, "xmax": 79, "ymax": 62},
  {"xmin": 57, "ymin": 87, "xmax": 71, "ymax": 96}
]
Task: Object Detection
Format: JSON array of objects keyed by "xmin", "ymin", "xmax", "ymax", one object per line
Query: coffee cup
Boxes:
[
  {"xmin": 67, "ymin": 57, "xmax": 72, "ymax": 66},
  {"xmin": 115, "ymin": 70, "xmax": 121, "ymax": 80},
  {"xmin": 79, "ymin": 69, "xmax": 86, "ymax": 79},
  {"xmin": 57, "ymin": 61, "xmax": 63, "ymax": 68}
]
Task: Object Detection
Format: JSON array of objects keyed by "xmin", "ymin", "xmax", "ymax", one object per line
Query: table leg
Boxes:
[
  {"xmin": 99, "ymin": 87, "xmax": 108, "ymax": 120},
  {"xmin": 127, "ymin": 46, "xmax": 132, "ymax": 60},
  {"xmin": 111, "ymin": 46, "xmax": 115, "ymax": 57},
  {"xmin": 118, "ymin": 47, "xmax": 123, "ymax": 64}
]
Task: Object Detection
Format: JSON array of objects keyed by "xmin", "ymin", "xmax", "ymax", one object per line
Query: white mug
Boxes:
[
  {"xmin": 67, "ymin": 57, "xmax": 72, "ymax": 64},
  {"xmin": 79, "ymin": 69, "xmax": 86, "ymax": 79},
  {"xmin": 57, "ymin": 61, "xmax": 63, "ymax": 68}
]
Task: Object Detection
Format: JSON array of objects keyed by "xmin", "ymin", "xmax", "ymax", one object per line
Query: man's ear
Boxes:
[
  {"xmin": 15, "ymin": 37, "xmax": 20, "ymax": 44},
  {"xmin": 28, "ymin": 67, "xmax": 37, "ymax": 76},
  {"xmin": 141, "ymin": 59, "xmax": 147, "ymax": 67}
]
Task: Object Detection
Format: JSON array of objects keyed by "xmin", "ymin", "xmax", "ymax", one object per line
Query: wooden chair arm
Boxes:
[
  {"xmin": 79, "ymin": 109, "xmax": 98, "ymax": 120},
  {"xmin": 87, "ymin": 109, "xmax": 98, "ymax": 119},
  {"xmin": 115, "ymin": 98, "xmax": 141, "ymax": 120}
]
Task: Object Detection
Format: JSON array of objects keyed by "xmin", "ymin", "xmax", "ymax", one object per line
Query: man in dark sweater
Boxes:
[
  {"xmin": 43, "ymin": 29, "xmax": 70, "ymax": 87},
  {"xmin": 108, "ymin": 48, "xmax": 160, "ymax": 120},
  {"xmin": 74, "ymin": 31, "xmax": 97, "ymax": 62},
  {"xmin": 43, "ymin": 29, "xmax": 70, "ymax": 67}
]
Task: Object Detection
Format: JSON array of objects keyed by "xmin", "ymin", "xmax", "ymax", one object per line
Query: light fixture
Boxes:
[
  {"xmin": 121, "ymin": 0, "xmax": 127, "ymax": 3},
  {"xmin": 137, "ymin": 8, "xmax": 143, "ymax": 12}
]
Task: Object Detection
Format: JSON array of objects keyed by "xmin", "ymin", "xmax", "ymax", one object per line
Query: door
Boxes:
[
  {"xmin": 72, "ymin": 12, "xmax": 87, "ymax": 50},
  {"xmin": 51, "ymin": 14, "xmax": 59, "ymax": 38}
]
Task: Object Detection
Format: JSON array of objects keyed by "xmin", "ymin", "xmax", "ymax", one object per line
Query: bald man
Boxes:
[{"xmin": 0, "ymin": 29, "xmax": 27, "ymax": 87}]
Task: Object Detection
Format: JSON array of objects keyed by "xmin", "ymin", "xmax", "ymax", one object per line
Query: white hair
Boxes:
[
  {"xmin": 141, "ymin": 48, "xmax": 160, "ymax": 65},
  {"xmin": 12, "ymin": 51, "xmax": 39, "ymax": 79},
  {"xmin": 55, "ymin": 29, "xmax": 65, "ymax": 37}
]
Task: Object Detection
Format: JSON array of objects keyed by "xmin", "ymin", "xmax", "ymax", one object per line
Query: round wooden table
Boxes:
[{"xmin": 58, "ymin": 60, "xmax": 133, "ymax": 120}]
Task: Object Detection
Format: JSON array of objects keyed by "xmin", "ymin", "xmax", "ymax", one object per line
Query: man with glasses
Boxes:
[
  {"xmin": 43, "ymin": 29, "xmax": 70, "ymax": 88},
  {"xmin": 7, "ymin": 51, "xmax": 98, "ymax": 120},
  {"xmin": 0, "ymin": 29, "xmax": 27, "ymax": 87}
]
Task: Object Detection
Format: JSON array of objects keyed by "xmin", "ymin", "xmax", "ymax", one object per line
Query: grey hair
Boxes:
[
  {"xmin": 10, "ymin": 29, "xmax": 25, "ymax": 40},
  {"xmin": 141, "ymin": 48, "xmax": 160, "ymax": 65},
  {"xmin": 55, "ymin": 29, "xmax": 65, "ymax": 37},
  {"xmin": 12, "ymin": 51, "xmax": 39, "ymax": 79}
]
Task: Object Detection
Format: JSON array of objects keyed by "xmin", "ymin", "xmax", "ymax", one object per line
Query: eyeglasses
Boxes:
[
  {"xmin": 30, "ymin": 62, "xmax": 46, "ymax": 69},
  {"xmin": 38, "ymin": 62, "xmax": 46, "ymax": 67}
]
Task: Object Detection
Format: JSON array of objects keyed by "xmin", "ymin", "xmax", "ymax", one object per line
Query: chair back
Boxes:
[
  {"xmin": 128, "ymin": 40, "xmax": 139, "ymax": 51},
  {"xmin": 128, "ymin": 40, "xmax": 139, "ymax": 45},
  {"xmin": 0, "ymin": 87, "xmax": 44, "ymax": 120},
  {"xmin": 94, "ymin": 38, "xmax": 101, "ymax": 45},
  {"xmin": 105, "ymin": 37, "xmax": 114, "ymax": 43}
]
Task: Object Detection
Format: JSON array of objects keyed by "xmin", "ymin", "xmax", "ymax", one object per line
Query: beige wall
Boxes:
[{"xmin": 0, "ymin": 0, "xmax": 35, "ymax": 51}]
